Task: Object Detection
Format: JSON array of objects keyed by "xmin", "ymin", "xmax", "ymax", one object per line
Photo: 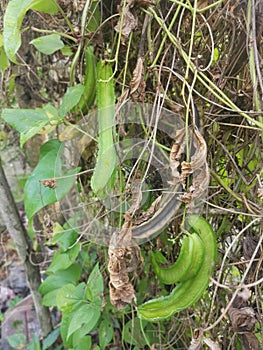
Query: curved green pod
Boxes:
[
  {"xmin": 137, "ymin": 215, "xmax": 217, "ymax": 321},
  {"xmin": 179, "ymin": 232, "xmax": 205, "ymax": 282},
  {"xmin": 150, "ymin": 233, "xmax": 204, "ymax": 285},
  {"xmin": 77, "ymin": 45, "xmax": 97, "ymax": 114}
]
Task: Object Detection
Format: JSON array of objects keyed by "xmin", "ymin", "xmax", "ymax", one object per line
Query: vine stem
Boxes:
[
  {"xmin": 205, "ymin": 218, "xmax": 261, "ymax": 331},
  {"xmin": 31, "ymin": 26, "xmax": 78, "ymax": 42},
  {"xmin": 147, "ymin": 7, "xmax": 263, "ymax": 130}
]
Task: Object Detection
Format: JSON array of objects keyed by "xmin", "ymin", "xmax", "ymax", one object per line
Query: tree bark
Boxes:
[{"xmin": 0, "ymin": 159, "xmax": 53, "ymax": 337}]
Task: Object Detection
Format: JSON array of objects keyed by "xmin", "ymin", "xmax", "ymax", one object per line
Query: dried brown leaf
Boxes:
[
  {"xmin": 170, "ymin": 128, "xmax": 186, "ymax": 182},
  {"xmin": 130, "ymin": 57, "xmax": 146, "ymax": 101},
  {"xmin": 228, "ymin": 307, "xmax": 257, "ymax": 333},
  {"xmin": 114, "ymin": 0, "xmax": 138, "ymax": 43},
  {"xmin": 236, "ymin": 287, "xmax": 252, "ymax": 303},
  {"xmin": 189, "ymin": 338, "xmax": 202, "ymax": 350},
  {"xmin": 134, "ymin": 195, "xmax": 162, "ymax": 226},
  {"xmin": 226, "ymin": 288, "xmax": 251, "ymax": 309},
  {"xmin": 126, "ymin": 179, "xmax": 143, "ymax": 216},
  {"xmin": 239, "ymin": 332, "xmax": 260, "ymax": 350},
  {"xmin": 203, "ymin": 337, "xmax": 221, "ymax": 350},
  {"xmin": 179, "ymin": 163, "xmax": 210, "ymax": 206},
  {"xmin": 109, "ymin": 281, "xmax": 136, "ymax": 309},
  {"xmin": 180, "ymin": 127, "xmax": 207, "ymax": 180},
  {"xmin": 189, "ymin": 329, "xmax": 203, "ymax": 350},
  {"xmin": 189, "ymin": 330, "xmax": 221, "ymax": 350},
  {"xmin": 243, "ymin": 236, "xmax": 261, "ymax": 260},
  {"xmin": 130, "ymin": 57, "xmax": 144, "ymax": 94},
  {"xmin": 108, "ymin": 221, "xmax": 143, "ymax": 309}
]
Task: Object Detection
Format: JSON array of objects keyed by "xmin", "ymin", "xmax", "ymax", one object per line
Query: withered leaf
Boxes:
[
  {"xmin": 179, "ymin": 163, "xmax": 210, "ymax": 206},
  {"xmin": 169, "ymin": 128, "xmax": 186, "ymax": 182},
  {"xmin": 239, "ymin": 332, "xmax": 260, "ymax": 350},
  {"xmin": 109, "ymin": 281, "xmax": 136, "ymax": 309},
  {"xmin": 180, "ymin": 127, "xmax": 207, "ymax": 182},
  {"xmin": 203, "ymin": 337, "xmax": 221, "ymax": 350},
  {"xmin": 189, "ymin": 329, "xmax": 203, "ymax": 350},
  {"xmin": 114, "ymin": 0, "xmax": 138, "ymax": 43},
  {"xmin": 108, "ymin": 220, "xmax": 143, "ymax": 309},
  {"xmin": 228, "ymin": 307, "xmax": 258, "ymax": 333},
  {"xmin": 130, "ymin": 57, "xmax": 145, "ymax": 99},
  {"xmin": 134, "ymin": 195, "xmax": 162, "ymax": 226}
]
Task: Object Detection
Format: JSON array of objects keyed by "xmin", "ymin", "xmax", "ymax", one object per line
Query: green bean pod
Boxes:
[
  {"xmin": 137, "ymin": 215, "xmax": 217, "ymax": 321},
  {"xmin": 179, "ymin": 232, "xmax": 204, "ymax": 282},
  {"xmin": 151, "ymin": 233, "xmax": 204, "ymax": 285},
  {"xmin": 77, "ymin": 45, "xmax": 96, "ymax": 114},
  {"xmin": 90, "ymin": 59, "xmax": 116, "ymax": 199}
]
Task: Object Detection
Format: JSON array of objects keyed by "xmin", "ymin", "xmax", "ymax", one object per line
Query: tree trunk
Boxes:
[{"xmin": 0, "ymin": 160, "xmax": 52, "ymax": 337}]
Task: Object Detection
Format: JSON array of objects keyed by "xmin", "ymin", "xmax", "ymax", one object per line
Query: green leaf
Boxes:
[
  {"xmin": 91, "ymin": 60, "xmax": 116, "ymax": 199},
  {"xmin": 87, "ymin": 263, "xmax": 104, "ymax": 300},
  {"xmin": 0, "ymin": 34, "xmax": 10, "ymax": 72},
  {"xmin": 24, "ymin": 139, "xmax": 80, "ymax": 219},
  {"xmin": 0, "ymin": 33, "xmax": 4, "ymax": 46},
  {"xmin": 67, "ymin": 303, "xmax": 101, "ymax": 339},
  {"xmin": 212, "ymin": 47, "xmax": 220, "ymax": 66},
  {"xmin": 61, "ymin": 316, "xmax": 92, "ymax": 349},
  {"xmin": 39, "ymin": 264, "xmax": 81, "ymax": 294},
  {"xmin": 99, "ymin": 320, "xmax": 114, "ymax": 349},
  {"xmin": 46, "ymin": 243, "xmax": 80, "ymax": 274},
  {"xmin": 60, "ymin": 313, "xmax": 73, "ymax": 347},
  {"xmin": 56, "ymin": 283, "xmax": 86, "ymax": 313},
  {"xmin": 3, "ymin": 0, "xmax": 58, "ymax": 63},
  {"xmin": 7, "ymin": 333, "xmax": 27, "ymax": 348},
  {"xmin": 27, "ymin": 334, "xmax": 41, "ymax": 350},
  {"xmin": 51, "ymin": 224, "xmax": 78, "ymax": 252},
  {"xmin": 123, "ymin": 318, "xmax": 148, "ymax": 347},
  {"xmin": 30, "ymin": 34, "xmax": 64, "ymax": 54},
  {"xmin": 30, "ymin": 0, "xmax": 58, "ymax": 13},
  {"xmin": 1, "ymin": 108, "xmax": 50, "ymax": 147},
  {"xmin": 61, "ymin": 45, "xmax": 73, "ymax": 57},
  {"xmin": 73, "ymin": 335, "xmax": 92, "ymax": 350},
  {"xmin": 42, "ymin": 103, "xmax": 59, "ymax": 119},
  {"xmin": 42, "ymin": 328, "xmax": 61, "ymax": 350},
  {"xmin": 42, "ymin": 288, "xmax": 59, "ymax": 307},
  {"xmin": 0, "ymin": 46, "xmax": 10, "ymax": 72},
  {"xmin": 86, "ymin": 1, "xmax": 100, "ymax": 32},
  {"xmin": 59, "ymin": 84, "xmax": 85, "ymax": 117}
]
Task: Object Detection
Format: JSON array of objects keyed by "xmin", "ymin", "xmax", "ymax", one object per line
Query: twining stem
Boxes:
[{"xmin": 147, "ymin": 7, "xmax": 263, "ymax": 130}]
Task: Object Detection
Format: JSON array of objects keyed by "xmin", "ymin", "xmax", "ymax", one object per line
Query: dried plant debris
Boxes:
[
  {"xmin": 180, "ymin": 127, "xmax": 208, "ymax": 185},
  {"xmin": 169, "ymin": 128, "xmax": 187, "ymax": 182},
  {"xmin": 170, "ymin": 126, "xmax": 210, "ymax": 207},
  {"xmin": 133, "ymin": 195, "xmax": 162, "ymax": 226},
  {"xmin": 108, "ymin": 219, "xmax": 143, "ymax": 309},
  {"xmin": 179, "ymin": 163, "xmax": 210, "ymax": 206},
  {"xmin": 189, "ymin": 329, "xmax": 220, "ymax": 350},
  {"xmin": 40, "ymin": 178, "xmax": 56, "ymax": 189},
  {"xmin": 226, "ymin": 289, "xmax": 259, "ymax": 350},
  {"xmin": 108, "ymin": 122, "xmax": 210, "ymax": 308},
  {"xmin": 114, "ymin": 0, "xmax": 138, "ymax": 43},
  {"xmin": 242, "ymin": 235, "xmax": 263, "ymax": 282},
  {"xmin": 108, "ymin": 184, "xmax": 144, "ymax": 309},
  {"xmin": 43, "ymin": 213, "xmax": 54, "ymax": 236},
  {"xmin": 130, "ymin": 57, "xmax": 146, "ymax": 101}
]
